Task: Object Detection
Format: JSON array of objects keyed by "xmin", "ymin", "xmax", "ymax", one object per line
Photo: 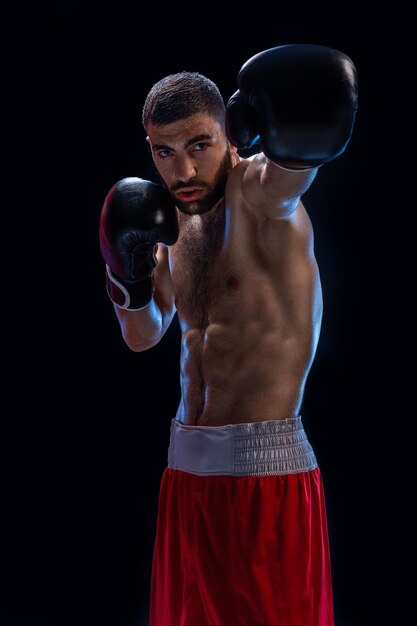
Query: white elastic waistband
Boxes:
[{"xmin": 167, "ymin": 417, "xmax": 318, "ymax": 476}]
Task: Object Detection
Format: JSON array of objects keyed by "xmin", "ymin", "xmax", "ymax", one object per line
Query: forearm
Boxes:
[
  {"xmin": 113, "ymin": 242, "xmax": 175, "ymax": 351},
  {"xmin": 114, "ymin": 295, "xmax": 163, "ymax": 352},
  {"xmin": 243, "ymin": 153, "xmax": 318, "ymax": 219}
]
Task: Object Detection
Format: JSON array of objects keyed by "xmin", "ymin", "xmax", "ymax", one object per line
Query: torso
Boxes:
[{"xmin": 168, "ymin": 159, "xmax": 323, "ymax": 426}]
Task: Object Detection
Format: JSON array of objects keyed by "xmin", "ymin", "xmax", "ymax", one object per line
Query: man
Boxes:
[{"xmin": 99, "ymin": 44, "xmax": 358, "ymax": 626}]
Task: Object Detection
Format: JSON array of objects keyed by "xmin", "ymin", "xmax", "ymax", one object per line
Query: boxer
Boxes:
[{"xmin": 99, "ymin": 44, "xmax": 358, "ymax": 626}]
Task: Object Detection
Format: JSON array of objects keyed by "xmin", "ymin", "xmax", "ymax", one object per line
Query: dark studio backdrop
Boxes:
[{"xmin": 1, "ymin": 2, "xmax": 402, "ymax": 625}]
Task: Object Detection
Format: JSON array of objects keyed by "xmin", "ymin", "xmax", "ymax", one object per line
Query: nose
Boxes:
[{"xmin": 174, "ymin": 155, "xmax": 197, "ymax": 183}]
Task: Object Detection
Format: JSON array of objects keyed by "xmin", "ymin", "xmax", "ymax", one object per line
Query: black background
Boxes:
[{"xmin": 2, "ymin": 2, "xmax": 404, "ymax": 625}]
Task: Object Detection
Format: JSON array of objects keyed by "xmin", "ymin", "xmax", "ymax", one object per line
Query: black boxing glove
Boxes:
[
  {"xmin": 99, "ymin": 177, "xmax": 179, "ymax": 310},
  {"xmin": 226, "ymin": 43, "xmax": 358, "ymax": 169}
]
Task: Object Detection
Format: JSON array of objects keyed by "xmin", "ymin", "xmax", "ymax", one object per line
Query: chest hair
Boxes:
[{"xmin": 175, "ymin": 206, "xmax": 226, "ymax": 328}]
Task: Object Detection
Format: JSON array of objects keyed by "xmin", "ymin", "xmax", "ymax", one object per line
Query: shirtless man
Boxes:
[{"xmin": 99, "ymin": 44, "xmax": 358, "ymax": 626}]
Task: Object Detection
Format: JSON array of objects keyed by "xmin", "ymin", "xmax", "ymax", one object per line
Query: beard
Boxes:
[{"xmin": 156, "ymin": 148, "xmax": 233, "ymax": 216}]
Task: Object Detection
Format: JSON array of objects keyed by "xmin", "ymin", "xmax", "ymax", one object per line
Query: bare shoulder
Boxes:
[
  {"xmin": 225, "ymin": 155, "xmax": 253, "ymax": 193},
  {"xmin": 224, "ymin": 155, "xmax": 257, "ymax": 211}
]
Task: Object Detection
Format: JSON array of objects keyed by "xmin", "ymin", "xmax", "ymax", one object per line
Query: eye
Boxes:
[
  {"xmin": 157, "ymin": 149, "xmax": 173, "ymax": 159},
  {"xmin": 193, "ymin": 143, "xmax": 207, "ymax": 152}
]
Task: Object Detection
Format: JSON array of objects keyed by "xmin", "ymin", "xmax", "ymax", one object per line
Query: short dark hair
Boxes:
[{"xmin": 142, "ymin": 72, "xmax": 225, "ymax": 130}]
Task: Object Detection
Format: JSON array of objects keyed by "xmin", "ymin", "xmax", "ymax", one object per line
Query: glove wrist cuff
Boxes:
[
  {"xmin": 269, "ymin": 160, "xmax": 321, "ymax": 173},
  {"xmin": 105, "ymin": 266, "xmax": 155, "ymax": 311}
]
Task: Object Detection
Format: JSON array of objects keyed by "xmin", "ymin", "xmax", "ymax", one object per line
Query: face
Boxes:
[{"xmin": 146, "ymin": 112, "xmax": 237, "ymax": 215}]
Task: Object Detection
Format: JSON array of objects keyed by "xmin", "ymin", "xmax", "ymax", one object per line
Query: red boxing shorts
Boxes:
[{"xmin": 149, "ymin": 417, "xmax": 334, "ymax": 626}]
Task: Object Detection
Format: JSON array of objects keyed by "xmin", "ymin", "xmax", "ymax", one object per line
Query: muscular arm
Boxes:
[
  {"xmin": 115, "ymin": 243, "xmax": 176, "ymax": 352},
  {"xmin": 241, "ymin": 153, "xmax": 318, "ymax": 220}
]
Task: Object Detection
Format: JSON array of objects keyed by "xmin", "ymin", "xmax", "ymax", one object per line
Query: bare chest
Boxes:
[{"xmin": 168, "ymin": 205, "xmax": 246, "ymax": 329}]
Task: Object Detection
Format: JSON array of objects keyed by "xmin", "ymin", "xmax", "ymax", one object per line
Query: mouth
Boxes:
[{"xmin": 175, "ymin": 188, "xmax": 205, "ymax": 202}]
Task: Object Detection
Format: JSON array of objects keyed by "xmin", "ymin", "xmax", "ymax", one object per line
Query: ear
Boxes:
[
  {"xmin": 146, "ymin": 136, "xmax": 156, "ymax": 163},
  {"xmin": 228, "ymin": 140, "xmax": 239, "ymax": 164}
]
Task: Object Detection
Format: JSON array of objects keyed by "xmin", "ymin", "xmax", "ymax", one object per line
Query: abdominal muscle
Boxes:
[
  {"xmin": 175, "ymin": 325, "xmax": 308, "ymax": 426},
  {"xmin": 174, "ymin": 271, "xmax": 320, "ymax": 426}
]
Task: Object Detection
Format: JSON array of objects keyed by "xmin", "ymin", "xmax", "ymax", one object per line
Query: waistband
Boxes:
[{"xmin": 167, "ymin": 417, "xmax": 318, "ymax": 476}]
